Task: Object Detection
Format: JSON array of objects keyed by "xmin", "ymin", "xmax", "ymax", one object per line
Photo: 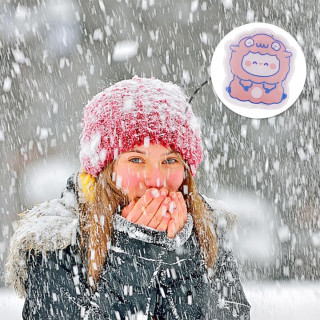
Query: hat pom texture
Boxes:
[{"xmin": 80, "ymin": 77, "xmax": 203, "ymax": 177}]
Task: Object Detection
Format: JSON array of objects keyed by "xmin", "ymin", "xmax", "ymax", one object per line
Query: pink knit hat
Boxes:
[{"xmin": 80, "ymin": 76, "xmax": 203, "ymax": 177}]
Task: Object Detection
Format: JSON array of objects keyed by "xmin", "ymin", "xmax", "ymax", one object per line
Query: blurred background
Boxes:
[{"xmin": 0, "ymin": 0, "xmax": 320, "ymax": 318}]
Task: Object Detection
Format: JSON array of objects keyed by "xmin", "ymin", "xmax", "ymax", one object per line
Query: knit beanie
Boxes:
[{"xmin": 80, "ymin": 76, "xmax": 203, "ymax": 177}]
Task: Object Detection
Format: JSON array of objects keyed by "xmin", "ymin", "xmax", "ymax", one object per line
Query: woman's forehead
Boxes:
[{"xmin": 129, "ymin": 143, "xmax": 175, "ymax": 154}]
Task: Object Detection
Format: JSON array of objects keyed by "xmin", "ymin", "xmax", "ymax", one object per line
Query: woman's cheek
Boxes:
[
  {"xmin": 167, "ymin": 170, "xmax": 184, "ymax": 191},
  {"xmin": 122, "ymin": 169, "xmax": 142, "ymax": 190}
]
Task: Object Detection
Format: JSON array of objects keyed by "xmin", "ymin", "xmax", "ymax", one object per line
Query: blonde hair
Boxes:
[{"xmin": 78, "ymin": 158, "xmax": 218, "ymax": 290}]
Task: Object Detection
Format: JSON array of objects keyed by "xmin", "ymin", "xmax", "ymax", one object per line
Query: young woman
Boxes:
[{"xmin": 6, "ymin": 77, "xmax": 251, "ymax": 319}]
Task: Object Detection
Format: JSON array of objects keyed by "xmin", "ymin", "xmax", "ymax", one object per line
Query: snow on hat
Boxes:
[{"xmin": 80, "ymin": 76, "xmax": 203, "ymax": 177}]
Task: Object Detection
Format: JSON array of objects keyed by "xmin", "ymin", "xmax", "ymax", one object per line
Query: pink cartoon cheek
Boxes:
[
  {"xmin": 245, "ymin": 60, "xmax": 251, "ymax": 67},
  {"xmin": 270, "ymin": 63, "xmax": 276, "ymax": 70}
]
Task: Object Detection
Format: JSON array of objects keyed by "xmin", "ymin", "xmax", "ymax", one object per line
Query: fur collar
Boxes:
[{"xmin": 5, "ymin": 190, "xmax": 236, "ymax": 298}]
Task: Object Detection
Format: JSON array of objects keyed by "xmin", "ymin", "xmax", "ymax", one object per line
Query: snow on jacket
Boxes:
[{"xmin": 5, "ymin": 175, "xmax": 251, "ymax": 319}]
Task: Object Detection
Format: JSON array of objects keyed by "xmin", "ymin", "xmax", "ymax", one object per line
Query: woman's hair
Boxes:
[{"xmin": 78, "ymin": 155, "xmax": 219, "ymax": 290}]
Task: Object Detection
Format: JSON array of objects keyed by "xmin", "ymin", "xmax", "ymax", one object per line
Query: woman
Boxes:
[{"xmin": 5, "ymin": 77, "xmax": 251, "ymax": 319}]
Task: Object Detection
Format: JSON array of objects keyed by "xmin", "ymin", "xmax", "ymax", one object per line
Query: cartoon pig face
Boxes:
[{"xmin": 241, "ymin": 52, "xmax": 280, "ymax": 77}]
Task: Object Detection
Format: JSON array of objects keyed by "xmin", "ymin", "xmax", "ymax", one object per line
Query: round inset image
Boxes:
[{"xmin": 210, "ymin": 23, "xmax": 306, "ymax": 119}]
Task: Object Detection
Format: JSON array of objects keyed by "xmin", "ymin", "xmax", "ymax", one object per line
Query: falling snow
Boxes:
[{"xmin": 1, "ymin": 0, "xmax": 320, "ymax": 319}]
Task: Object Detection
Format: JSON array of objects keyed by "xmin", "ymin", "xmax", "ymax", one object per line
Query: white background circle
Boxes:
[{"xmin": 210, "ymin": 23, "xmax": 306, "ymax": 119}]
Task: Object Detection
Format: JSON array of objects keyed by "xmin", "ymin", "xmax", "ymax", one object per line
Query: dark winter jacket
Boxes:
[{"xmin": 5, "ymin": 176, "xmax": 251, "ymax": 319}]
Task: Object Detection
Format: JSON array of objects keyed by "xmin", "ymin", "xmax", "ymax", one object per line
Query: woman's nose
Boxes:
[{"xmin": 144, "ymin": 164, "xmax": 166, "ymax": 188}]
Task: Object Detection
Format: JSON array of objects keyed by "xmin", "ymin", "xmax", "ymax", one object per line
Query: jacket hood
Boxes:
[{"xmin": 5, "ymin": 175, "xmax": 236, "ymax": 298}]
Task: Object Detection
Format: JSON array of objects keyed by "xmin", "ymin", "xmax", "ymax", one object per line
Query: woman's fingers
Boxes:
[
  {"xmin": 126, "ymin": 188, "xmax": 155, "ymax": 222},
  {"xmin": 135, "ymin": 188, "xmax": 169, "ymax": 226},
  {"xmin": 123, "ymin": 189, "xmax": 187, "ymax": 238},
  {"xmin": 155, "ymin": 214, "xmax": 171, "ymax": 231},
  {"xmin": 169, "ymin": 192, "xmax": 180, "ymax": 229},
  {"xmin": 177, "ymin": 192, "xmax": 188, "ymax": 226},
  {"xmin": 148, "ymin": 197, "xmax": 171, "ymax": 229},
  {"xmin": 167, "ymin": 191, "xmax": 187, "ymax": 238},
  {"xmin": 121, "ymin": 200, "xmax": 136, "ymax": 218},
  {"xmin": 167, "ymin": 219, "xmax": 177, "ymax": 238},
  {"xmin": 126, "ymin": 188, "xmax": 169, "ymax": 225}
]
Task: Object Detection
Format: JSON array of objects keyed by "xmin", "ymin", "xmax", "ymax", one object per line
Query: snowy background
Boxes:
[{"xmin": 0, "ymin": 0, "xmax": 320, "ymax": 318}]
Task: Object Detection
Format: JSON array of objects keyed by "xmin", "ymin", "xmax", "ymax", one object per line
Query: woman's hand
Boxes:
[
  {"xmin": 167, "ymin": 191, "xmax": 188, "ymax": 239},
  {"xmin": 121, "ymin": 189, "xmax": 188, "ymax": 238},
  {"xmin": 121, "ymin": 188, "xmax": 172, "ymax": 231}
]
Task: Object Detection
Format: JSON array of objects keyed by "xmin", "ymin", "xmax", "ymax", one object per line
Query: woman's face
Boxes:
[{"xmin": 113, "ymin": 143, "xmax": 185, "ymax": 201}]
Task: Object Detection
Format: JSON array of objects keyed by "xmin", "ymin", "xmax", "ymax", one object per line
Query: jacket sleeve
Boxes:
[
  {"xmin": 22, "ymin": 246, "xmax": 98, "ymax": 320},
  {"xmin": 211, "ymin": 240, "xmax": 251, "ymax": 319}
]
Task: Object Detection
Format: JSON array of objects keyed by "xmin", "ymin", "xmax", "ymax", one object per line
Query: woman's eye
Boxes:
[
  {"xmin": 129, "ymin": 158, "xmax": 143, "ymax": 164},
  {"xmin": 164, "ymin": 158, "xmax": 177, "ymax": 164}
]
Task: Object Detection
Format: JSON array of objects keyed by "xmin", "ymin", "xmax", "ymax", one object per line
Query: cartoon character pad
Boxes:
[{"xmin": 226, "ymin": 33, "xmax": 292, "ymax": 105}]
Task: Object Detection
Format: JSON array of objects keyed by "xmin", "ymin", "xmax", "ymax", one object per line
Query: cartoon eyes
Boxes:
[
  {"xmin": 248, "ymin": 61, "xmax": 270, "ymax": 67},
  {"xmin": 244, "ymin": 39, "xmax": 282, "ymax": 50},
  {"xmin": 245, "ymin": 38, "xmax": 254, "ymax": 47},
  {"xmin": 271, "ymin": 42, "xmax": 281, "ymax": 51}
]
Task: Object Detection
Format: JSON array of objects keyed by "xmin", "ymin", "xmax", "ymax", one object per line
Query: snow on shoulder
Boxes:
[{"xmin": 5, "ymin": 191, "xmax": 79, "ymax": 298}]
